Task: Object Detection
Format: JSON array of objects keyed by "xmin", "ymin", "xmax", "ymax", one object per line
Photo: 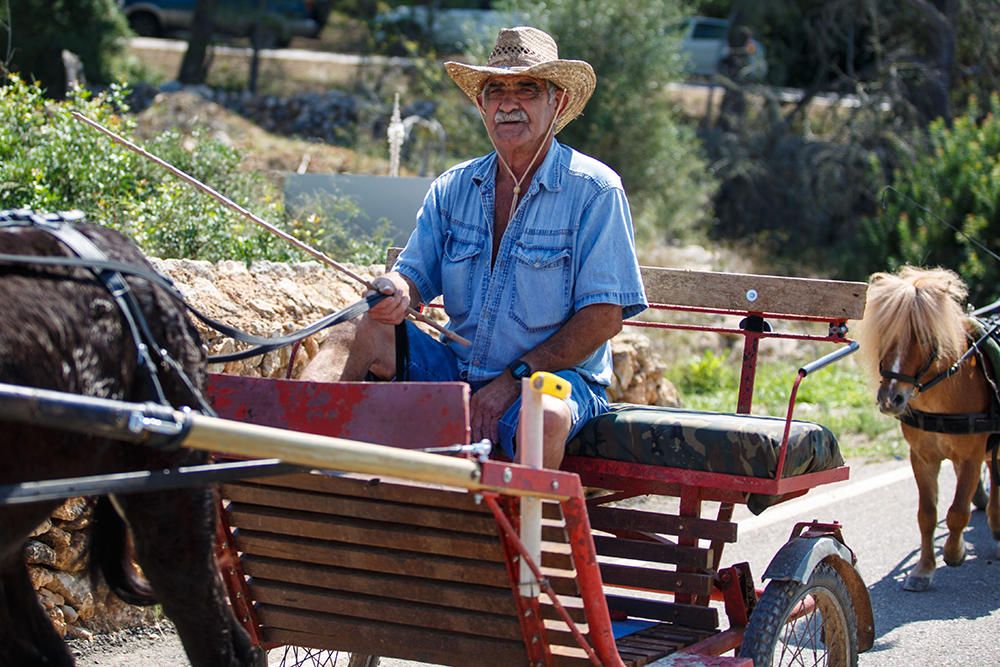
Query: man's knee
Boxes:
[{"xmin": 541, "ymin": 396, "xmax": 572, "ymax": 468}]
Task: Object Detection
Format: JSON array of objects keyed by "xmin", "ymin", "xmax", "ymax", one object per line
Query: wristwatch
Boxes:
[{"xmin": 507, "ymin": 359, "xmax": 533, "ymax": 380}]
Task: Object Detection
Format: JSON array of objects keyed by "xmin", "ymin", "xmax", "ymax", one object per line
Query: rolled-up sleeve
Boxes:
[
  {"xmin": 393, "ymin": 180, "xmax": 446, "ymax": 304},
  {"xmin": 572, "ymin": 186, "xmax": 648, "ymax": 320}
]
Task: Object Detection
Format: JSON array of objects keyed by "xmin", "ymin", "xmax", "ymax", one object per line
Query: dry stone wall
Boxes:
[{"xmin": 32, "ymin": 259, "xmax": 677, "ymax": 637}]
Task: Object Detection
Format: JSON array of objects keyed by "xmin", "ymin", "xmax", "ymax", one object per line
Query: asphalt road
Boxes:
[{"xmin": 730, "ymin": 457, "xmax": 999, "ymax": 666}]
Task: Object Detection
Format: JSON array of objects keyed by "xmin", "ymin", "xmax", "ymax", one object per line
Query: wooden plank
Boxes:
[
  {"xmin": 605, "ymin": 595, "xmax": 718, "ymax": 631},
  {"xmin": 251, "ymin": 580, "xmax": 524, "ymax": 640},
  {"xmin": 227, "ymin": 504, "xmax": 503, "ymax": 561},
  {"xmin": 587, "ymin": 506, "xmax": 737, "ymax": 543},
  {"xmin": 638, "ymin": 266, "xmax": 867, "ymax": 319},
  {"xmin": 592, "ymin": 535, "xmax": 713, "ymax": 569},
  {"xmin": 241, "ymin": 555, "xmax": 517, "ymax": 616},
  {"xmin": 208, "ymin": 375, "xmax": 471, "ymax": 448},
  {"xmin": 234, "ymin": 531, "xmax": 510, "ymax": 587},
  {"xmin": 262, "ymin": 614, "xmax": 527, "ymax": 667},
  {"xmin": 231, "ymin": 472, "xmax": 490, "ymax": 513},
  {"xmin": 222, "ymin": 483, "xmax": 498, "ymax": 535},
  {"xmin": 599, "ymin": 563, "xmax": 713, "ymax": 597}
]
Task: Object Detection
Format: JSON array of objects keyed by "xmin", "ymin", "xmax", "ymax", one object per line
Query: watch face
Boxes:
[{"xmin": 510, "ymin": 360, "xmax": 531, "ymax": 379}]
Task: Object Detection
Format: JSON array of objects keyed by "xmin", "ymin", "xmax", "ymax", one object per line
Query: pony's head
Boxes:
[{"xmin": 856, "ymin": 266, "xmax": 969, "ymax": 416}]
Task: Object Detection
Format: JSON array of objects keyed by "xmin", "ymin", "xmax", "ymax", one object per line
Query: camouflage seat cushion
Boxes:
[{"xmin": 566, "ymin": 404, "xmax": 843, "ymax": 479}]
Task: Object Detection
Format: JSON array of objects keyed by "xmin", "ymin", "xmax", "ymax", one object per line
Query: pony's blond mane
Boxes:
[{"xmin": 855, "ymin": 266, "xmax": 969, "ymax": 381}]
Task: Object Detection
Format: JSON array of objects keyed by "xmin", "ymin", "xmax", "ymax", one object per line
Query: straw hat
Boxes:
[{"xmin": 444, "ymin": 26, "xmax": 596, "ymax": 133}]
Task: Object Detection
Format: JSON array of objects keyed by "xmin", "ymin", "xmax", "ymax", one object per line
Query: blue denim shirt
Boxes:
[{"xmin": 394, "ymin": 140, "xmax": 648, "ymax": 386}]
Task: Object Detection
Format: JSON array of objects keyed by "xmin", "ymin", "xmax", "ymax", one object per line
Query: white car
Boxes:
[{"xmin": 679, "ymin": 16, "xmax": 767, "ymax": 80}]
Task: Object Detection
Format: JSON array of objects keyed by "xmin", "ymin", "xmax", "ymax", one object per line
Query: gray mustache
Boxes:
[{"xmin": 494, "ymin": 110, "xmax": 528, "ymax": 123}]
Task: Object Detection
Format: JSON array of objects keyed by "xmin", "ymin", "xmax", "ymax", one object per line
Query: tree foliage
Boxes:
[
  {"xmin": 0, "ymin": 0, "xmax": 132, "ymax": 98},
  {"xmin": 860, "ymin": 95, "xmax": 1000, "ymax": 305},
  {"xmin": 0, "ymin": 76, "xmax": 389, "ymax": 264}
]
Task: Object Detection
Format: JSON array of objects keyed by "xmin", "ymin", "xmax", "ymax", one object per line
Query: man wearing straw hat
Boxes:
[{"xmin": 306, "ymin": 27, "xmax": 647, "ymax": 468}]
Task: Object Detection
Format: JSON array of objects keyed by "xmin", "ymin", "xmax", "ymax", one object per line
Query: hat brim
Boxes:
[{"xmin": 444, "ymin": 60, "xmax": 595, "ymax": 133}]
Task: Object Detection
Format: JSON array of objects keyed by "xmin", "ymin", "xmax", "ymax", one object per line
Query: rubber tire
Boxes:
[
  {"xmin": 972, "ymin": 461, "xmax": 990, "ymax": 511},
  {"xmin": 127, "ymin": 11, "xmax": 161, "ymax": 38},
  {"xmin": 739, "ymin": 560, "xmax": 858, "ymax": 666}
]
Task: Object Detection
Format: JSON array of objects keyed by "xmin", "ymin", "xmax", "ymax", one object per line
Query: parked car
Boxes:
[
  {"xmin": 119, "ymin": 0, "xmax": 332, "ymax": 48},
  {"xmin": 372, "ymin": 5, "xmax": 527, "ymax": 54},
  {"xmin": 678, "ymin": 16, "xmax": 767, "ymax": 80}
]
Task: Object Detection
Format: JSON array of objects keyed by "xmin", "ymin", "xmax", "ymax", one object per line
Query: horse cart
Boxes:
[
  {"xmin": 1, "ymin": 215, "xmax": 875, "ymax": 666},
  {"xmin": 202, "ymin": 260, "xmax": 875, "ymax": 667}
]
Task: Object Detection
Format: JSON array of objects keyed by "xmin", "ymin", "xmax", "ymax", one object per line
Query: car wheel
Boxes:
[{"xmin": 127, "ymin": 11, "xmax": 161, "ymax": 38}]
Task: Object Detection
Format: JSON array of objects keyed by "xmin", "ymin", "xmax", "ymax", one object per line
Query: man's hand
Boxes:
[
  {"xmin": 367, "ymin": 273, "xmax": 411, "ymax": 326},
  {"xmin": 470, "ymin": 371, "xmax": 520, "ymax": 445}
]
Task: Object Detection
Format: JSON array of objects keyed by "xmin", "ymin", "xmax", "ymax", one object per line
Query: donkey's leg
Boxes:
[
  {"xmin": 0, "ymin": 505, "xmax": 75, "ymax": 666},
  {"xmin": 0, "ymin": 555, "xmax": 75, "ymax": 666},
  {"xmin": 944, "ymin": 456, "xmax": 980, "ymax": 566},
  {"xmin": 904, "ymin": 453, "xmax": 941, "ymax": 591},
  {"xmin": 116, "ymin": 489, "xmax": 264, "ymax": 667}
]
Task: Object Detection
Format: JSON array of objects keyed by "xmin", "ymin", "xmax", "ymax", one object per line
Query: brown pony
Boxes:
[{"xmin": 856, "ymin": 266, "xmax": 1000, "ymax": 591}]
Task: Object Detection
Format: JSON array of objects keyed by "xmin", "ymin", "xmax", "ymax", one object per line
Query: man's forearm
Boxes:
[{"xmin": 517, "ymin": 303, "xmax": 623, "ymax": 373}]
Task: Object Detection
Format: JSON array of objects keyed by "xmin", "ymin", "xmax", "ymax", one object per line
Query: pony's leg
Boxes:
[
  {"xmin": 904, "ymin": 453, "xmax": 941, "ymax": 591},
  {"xmin": 0, "ymin": 555, "xmax": 75, "ymax": 666},
  {"xmin": 943, "ymin": 456, "xmax": 980, "ymax": 566},
  {"xmin": 988, "ymin": 470, "xmax": 1000, "ymax": 554},
  {"xmin": 115, "ymin": 489, "xmax": 264, "ymax": 667}
]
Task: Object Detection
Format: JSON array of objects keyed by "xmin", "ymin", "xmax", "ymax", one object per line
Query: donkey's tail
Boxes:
[{"xmin": 90, "ymin": 496, "xmax": 157, "ymax": 606}]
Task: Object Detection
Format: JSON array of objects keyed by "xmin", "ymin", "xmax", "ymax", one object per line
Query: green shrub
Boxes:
[
  {"xmin": 0, "ymin": 0, "xmax": 132, "ymax": 98},
  {"xmin": 0, "ymin": 76, "xmax": 382, "ymax": 265},
  {"xmin": 860, "ymin": 94, "xmax": 1000, "ymax": 306}
]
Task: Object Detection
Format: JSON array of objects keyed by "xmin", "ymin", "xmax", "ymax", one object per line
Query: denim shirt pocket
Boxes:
[
  {"xmin": 441, "ymin": 230, "xmax": 482, "ymax": 319},
  {"xmin": 509, "ymin": 242, "xmax": 572, "ymax": 333}
]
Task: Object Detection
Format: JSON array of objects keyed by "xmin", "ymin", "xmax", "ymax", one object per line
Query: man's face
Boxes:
[{"xmin": 479, "ymin": 75, "xmax": 562, "ymax": 153}]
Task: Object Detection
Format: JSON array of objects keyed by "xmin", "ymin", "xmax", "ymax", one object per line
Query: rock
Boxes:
[
  {"xmin": 37, "ymin": 525, "xmax": 72, "ymax": 550},
  {"xmin": 29, "ymin": 565, "xmax": 54, "ymax": 589},
  {"xmin": 52, "ymin": 497, "xmax": 88, "ymax": 522},
  {"xmin": 45, "ymin": 604, "xmax": 67, "ymax": 638},
  {"xmin": 38, "ymin": 587, "xmax": 65, "ymax": 610},
  {"xmin": 65, "ymin": 624, "xmax": 93, "ymax": 641},
  {"xmin": 54, "ymin": 531, "xmax": 90, "ymax": 573},
  {"xmin": 48, "ymin": 571, "xmax": 96, "ymax": 620},
  {"xmin": 61, "ymin": 604, "xmax": 80, "ymax": 625},
  {"xmin": 29, "ymin": 519, "xmax": 53, "ymax": 538},
  {"xmin": 24, "ymin": 540, "xmax": 57, "ymax": 567}
]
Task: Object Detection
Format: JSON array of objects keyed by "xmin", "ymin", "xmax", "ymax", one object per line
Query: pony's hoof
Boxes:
[
  {"xmin": 944, "ymin": 547, "xmax": 967, "ymax": 567},
  {"xmin": 903, "ymin": 574, "xmax": 932, "ymax": 591}
]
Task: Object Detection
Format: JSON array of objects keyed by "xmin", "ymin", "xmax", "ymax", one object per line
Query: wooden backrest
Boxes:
[{"xmin": 385, "ymin": 246, "xmax": 867, "ymax": 321}]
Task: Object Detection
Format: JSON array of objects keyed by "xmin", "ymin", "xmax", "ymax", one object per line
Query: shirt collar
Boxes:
[{"xmin": 472, "ymin": 139, "xmax": 565, "ymax": 193}]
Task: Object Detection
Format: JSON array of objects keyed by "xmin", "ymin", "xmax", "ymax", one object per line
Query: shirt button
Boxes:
[{"xmin": 534, "ymin": 261, "xmax": 541, "ymax": 268}]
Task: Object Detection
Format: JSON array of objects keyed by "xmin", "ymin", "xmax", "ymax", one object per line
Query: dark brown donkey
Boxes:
[{"xmin": 0, "ymin": 216, "xmax": 262, "ymax": 666}]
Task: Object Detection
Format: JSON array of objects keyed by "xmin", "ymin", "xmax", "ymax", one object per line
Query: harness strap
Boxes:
[
  {"xmin": 898, "ymin": 409, "xmax": 1000, "ymax": 434},
  {"xmin": 0, "ymin": 250, "xmax": 385, "ymax": 363},
  {"xmin": 43, "ymin": 222, "xmax": 172, "ymax": 406}
]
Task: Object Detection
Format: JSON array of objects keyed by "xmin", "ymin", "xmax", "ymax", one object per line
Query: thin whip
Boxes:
[{"xmin": 71, "ymin": 111, "xmax": 470, "ymax": 347}]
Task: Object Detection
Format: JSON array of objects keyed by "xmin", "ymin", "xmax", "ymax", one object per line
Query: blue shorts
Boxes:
[{"xmin": 398, "ymin": 321, "xmax": 609, "ymax": 460}]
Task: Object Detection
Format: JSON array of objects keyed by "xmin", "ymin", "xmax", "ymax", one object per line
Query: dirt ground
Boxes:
[{"xmin": 68, "ymin": 620, "xmax": 412, "ymax": 666}]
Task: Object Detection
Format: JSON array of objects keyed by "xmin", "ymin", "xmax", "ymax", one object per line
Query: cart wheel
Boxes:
[
  {"xmin": 972, "ymin": 461, "xmax": 990, "ymax": 511},
  {"xmin": 268, "ymin": 647, "xmax": 380, "ymax": 667},
  {"xmin": 739, "ymin": 560, "xmax": 857, "ymax": 666}
]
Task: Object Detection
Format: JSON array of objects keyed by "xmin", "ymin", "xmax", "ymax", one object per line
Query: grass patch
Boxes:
[{"xmin": 667, "ymin": 350, "xmax": 908, "ymax": 461}]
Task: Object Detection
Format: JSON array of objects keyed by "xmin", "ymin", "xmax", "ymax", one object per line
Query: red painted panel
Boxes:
[{"xmin": 207, "ymin": 374, "xmax": 470, "ymax": 449}]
